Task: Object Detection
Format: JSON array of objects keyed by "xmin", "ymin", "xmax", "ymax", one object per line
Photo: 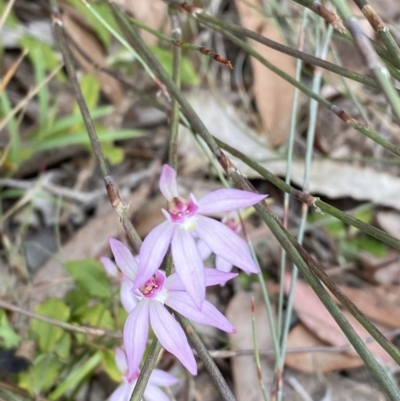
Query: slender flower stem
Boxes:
[
  {"xmin": 176, "ymin": 315, "xmax": 237, "ymax": 401},
  {"xmin": 168, "ymin": 7, "xmax": 181, "ymax": 169},
  {"xmin": 251, "ymin": 297, "xmax": 270, "ymax": 401},
  {"xmin": 51, "ymin": 4, "xmax": 143, "ymax": 252},
  {"xmin": 130, "ymin": 339, "xmax": 163, "ymax": 401}
]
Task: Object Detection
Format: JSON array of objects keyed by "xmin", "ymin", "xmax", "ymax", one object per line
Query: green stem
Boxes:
[{"xmin": 168, "ymin": 7, "xmax": 181, "ymax": 169}]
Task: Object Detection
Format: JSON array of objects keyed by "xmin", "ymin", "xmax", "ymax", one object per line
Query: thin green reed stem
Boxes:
[
  {"xmin": 352, "ymin": 0, "xmax": 400, "ymax": 69},
  {"xmin": 110, "ymin": 4, "xmax": 400, "ymax": 397},
  {"xmin": 193, "ymin": 13, "xmax": 377, "ymax": 88},
  {"xmin": 168, "ymin": 7, "xmax": 181, "ymax": 169},
  {"xmin": 251, "ymin": 296, "xmax": 270, "ymax": 401},
  {"xmin": 230, "ymin": 177, "xmax": 400, "ymax": 401},
  {"xmin": 192, "ymin": 19, "xmax": 400, "ymax": 158},
  {"xmin": 331, "ymin": 0, "xmax": 400, "ymax": 121},
  {"xmin": 214, "ymin": 138, "xmax": 400, "ymax": 251},
  {"xmin": 277, "ymin": 24, "xmax": 333, "ymax": 401},
  {"xmin": 276, "ymin": 10, "xmax": 308, "ymax": 354}
]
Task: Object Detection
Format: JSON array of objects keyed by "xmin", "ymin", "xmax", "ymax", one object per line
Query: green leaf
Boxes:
[
  {"xmin": 49, "ymin": 352, "xmax": 103, "ymax": 400},
  {"xmin": 31, "ymin": 299, "xmax": 70, "ymax": 353},
  {"xmin": 79, "ymin": 304, "xmax": 114, "ymax": 330},
  {"xmin": 77, "ymin": 74, "xmax": 100, "ymax": 112},
  {"xmin": 0, "ymin": 326, "xmax": 20, "ymax": 349},
  {"xmin": 352, "ymin": 237, "xmax": 388, "ymax": 257},
  {"xmin": 34, "ymin": 128, "xmax": 142, "ymax": 151},
  {"xmin": 0, "ymin": 0, "xmax": 20, "ymax": 27},
  {"xmin": 64, "ymin": 259, "xmax": 111, "ymax": 299},
  {"xmin": 101, "ymin": 143, "xmax": 125, "ymax": 165},
  {"xmin": 65, "ymin": 288, "xmax": 90, "ymax": 318},
  {"xmin": 18, "ymin": 354, "xmax": 63, "ymax": 395},
  {"xmin": 101, "ymin": 350, "xmax": 121, "ymax": 382},
  {"xmin": 54, "ymin": 331, "xmax": 71, "ymax": 359},
  {"xmin": 150, "ymin": 45, "xmax": 199, "ymax": 85}
]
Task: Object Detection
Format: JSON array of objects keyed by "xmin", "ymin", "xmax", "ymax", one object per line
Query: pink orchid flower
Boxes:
[
  {"xmin": 135, "ymin": 164, "xmax": 267, "ymax": 307},
  {"xmin": 109, "ymin": 347, "xmax": 177, "ymax": 401},
  {"xmin": 109, "ymin": 238, "xmax": 237, "ymax": 377}
]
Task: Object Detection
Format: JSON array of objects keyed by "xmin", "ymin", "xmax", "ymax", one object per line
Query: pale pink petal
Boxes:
[
  {"xmin": 101, "ymin": 257, "xmax": 119, "ymax": 278},
  {"xmin": 115, "ymin": 348, "xmax": 128, "ymax": 375},
  {"xmin": 159, "ymin": 164, "xmax": 179, "ymax": 201},
  {"xmin": 149, "ymin": 302, "xmax": 197, "ymax": 375},
  {"xmin": 149, "ymin": 369, "xmax": 178, "ymax": 386},
  {"xmin": 197, "ymin": 239, "xmax": 212, "ymax": 260},
  {"xmin": 135, "ymin": 221, "xmax": 175, "ymax": 289},
  {"xmin": 171, "ymin": 229, "xmax": 205, "ymax": 308},
  {"xmin": 195, "ymin": 216, "xmax": 259, "ymax": 274},
  {"xmin": 166, "ymin": 292, "xmax": 236, "ymax": 333},
  {"xmin": 120, "ymin": 280, "xmax": 139, "ymax": 313},
  {"xmin": 143, "ymin": 384, "xmax": 170, "ymax": 401},
  {"xmin": 166, "ymin": 268, "xmax": 237, "ymax": 291},
  {"xmin": 123, "ymin": 300, "xmax": 150, "ymax": 378},
  {"xmin": 109, "ymin": 238, "xmax": 138, "ymax": 282},
  {"xmin": 197, "ymin": 189, "xmax": 267, "ymax": 215},
  {"xmin": 109, "ymin": 382, "xmax": 135, "ymax": 401},
  {"xmin": 216, "ymin": 256, "xmax": 234, "ymax": 273}
]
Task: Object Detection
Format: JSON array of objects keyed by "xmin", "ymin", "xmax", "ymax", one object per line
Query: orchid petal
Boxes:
[
  {"xmin": 166, "ymin": 291, "xmax": 236, "ymax": 333},
  {"xmin": 203, "ymin": 267, "xmax": 237, "ymax": 285},
  {"xmin": 101, "ymin": 257, "xmax": 119, "ymax": 278},
  {"xmin": 171, "ymin": 229, "xmax": 205, "ymax": 308},
  {"xmin": 109, "ymin": 238, "xmax": 138, "ymax": 282},
  {"xmin": 115, "ymin": 348, "xmax": 128, "ymax": 375},
  {"xmin": 197, "ymin": 239, "xmax": 212, "ymax": 260},
  {"xmin": 123, "ymin": 300, "xmax": 150, "ymax": 378},
  {"xmin": 149, "ymin": 302, "xmax": 197, "ymax": 375},
  {"xmin": 159, "ymin": 164, "xmax": 179, "ymax": 201},
  {"xmin": 195, "ymin": 216, "xmax": 259, "ymax": 274},
  {"xmin": 197, "ymin": 189, "xmax": 267, "ymax": 215},
  {"xmin": 166, "ymin": 268, "xmax": 236, "ymax": 291},
  {"xmin": 120, "ymin": 280, "xmax": 139, "ymax": 313},
  {"xmin": 135, "ymin": 221, "xmax": 175, "ymax": 289},
  {"xmin": 109, "ymin": 382, "xmax": 135, "ymax": 401},
  {"xmin": 149, "ymin": 369, "xmax": 178, "ymax": 386},
  {"xmin": 144, "ymin": 384, "xmax": 170, "ymax": 401},
  {"xmin": 216, "ymin": 256, "xmax": 234, "ymax": 273}
]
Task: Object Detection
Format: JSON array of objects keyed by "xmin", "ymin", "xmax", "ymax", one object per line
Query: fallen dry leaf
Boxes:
[
  {"xmin": 285, "ymin": 274, "xmax": 395, "ymax": 366},
  {"xmin": 338, "ymin": 284, "xmax": 400, "ymax": 328},
  {"xmin": 226, "ymin": 291, "xmax": 274, "ymax": 401},
  {"xmin": 235, "ymin": 0, "xmax": 295, "ymax": 146},
  {"xmin": 285, "ymin": 324, "xmax": 363, "ymax": 373},
  {"xmin": 359, "ymin": 249, "xmax": 400, "ymax": 284},
  {"xmin": 112, "ymin": 0, "xmax": 168, "ymax": 45},
  {"xmin": 376, "ymin": 211, "xmax": 400, "ymax": 241}
]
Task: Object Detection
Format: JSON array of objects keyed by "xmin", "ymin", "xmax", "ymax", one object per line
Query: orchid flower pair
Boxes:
[
  {"xmin": 104, "ymin": 238, "xmax": 237, "ymax": 377},
  {"xmin": 103, "ymin": 164, "xmax": 267, "ymax": 379},
  {"xmin": 135, "ymin": 164, "xmax": 267, "ymax": 308}
]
